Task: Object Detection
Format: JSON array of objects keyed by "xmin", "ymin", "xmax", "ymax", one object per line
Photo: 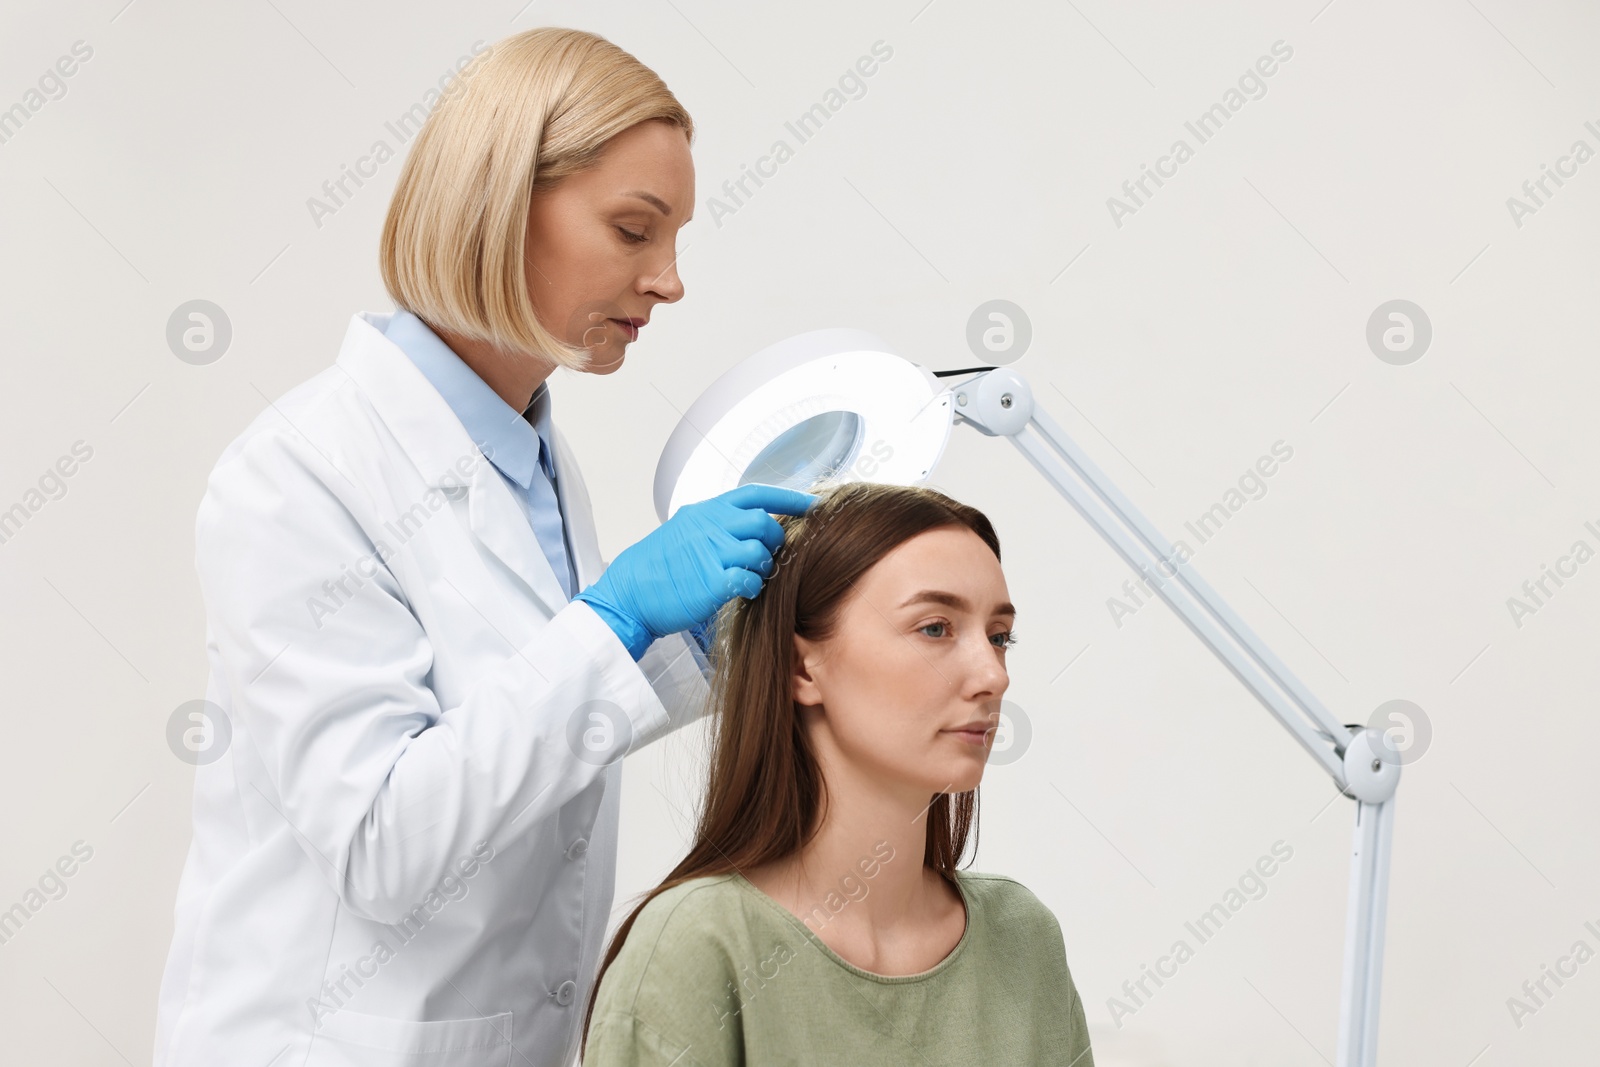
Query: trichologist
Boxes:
[{"xmin": 154, "ymin": 26, "xmax": 814, "ymax": 1067}]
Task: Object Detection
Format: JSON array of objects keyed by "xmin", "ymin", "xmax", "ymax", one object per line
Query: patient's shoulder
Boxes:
[
  {"xmin": 589, "ymin": 871, "xmax": 806, "ymax": 1063},
  {"xmin": 597, "ymin": 874, "xmax": 790, "ymax": 1004},
  {"xmin": 957, "ymin": 870, "xmax": 1071, "ymax": 945}
]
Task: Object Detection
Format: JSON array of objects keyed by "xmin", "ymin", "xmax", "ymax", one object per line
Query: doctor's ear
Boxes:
[{"xmin": 791, "ymin": 633, "xmax": 824, "ymax": 707}]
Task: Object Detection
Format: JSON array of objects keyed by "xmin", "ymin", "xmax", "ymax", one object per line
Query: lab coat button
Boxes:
[
  {"xmin": 555, "ymin": 980, "xmax": 577, "ymax": 1006},
  {"xmin": 565, "ymin": 836, "xmax": 588, "ymax": 859}
]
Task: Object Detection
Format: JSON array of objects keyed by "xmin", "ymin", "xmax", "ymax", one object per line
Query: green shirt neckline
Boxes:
[{"xmin": 726, "ymin": 868, "xmax": 976, "ymax": 985}]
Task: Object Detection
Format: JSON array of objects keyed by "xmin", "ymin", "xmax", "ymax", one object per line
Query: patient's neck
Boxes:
[{"xmin": 745, "ymin": 734, "xmax": 962, "ymax": 955}]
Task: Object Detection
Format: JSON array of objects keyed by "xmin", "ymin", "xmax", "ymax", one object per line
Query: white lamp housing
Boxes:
[{"xmin": 652, "ymin": 328, "xmax": 953, "ymax": 522}]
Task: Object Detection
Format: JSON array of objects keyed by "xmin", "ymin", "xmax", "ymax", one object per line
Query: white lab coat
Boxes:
[{"xmin": 154, "ymin": 311, "xmax": 712, "ymax": 1067}]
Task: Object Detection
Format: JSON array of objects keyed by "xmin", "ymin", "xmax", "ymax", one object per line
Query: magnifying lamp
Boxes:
[
  {"xmin": 654, "ymin": 327, "xmax": 1398, "ymax": 1067},
  {"xmin": 653, "ymin": 328, "xmax": 954, "ymax": 520}
]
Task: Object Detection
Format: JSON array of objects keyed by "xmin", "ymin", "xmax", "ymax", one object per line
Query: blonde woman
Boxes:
[
  {"xmin": 581, "ymin": 482, "xmax": 1096, "ymax": 1066},
  {"xmin": 154, "ymin": 28, "xmax": 812, "ymax": 1067}
]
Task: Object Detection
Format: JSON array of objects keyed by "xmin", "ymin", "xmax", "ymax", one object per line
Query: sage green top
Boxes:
[{"xmin": 582, "ymin": 870, "xmax": 1095, "ymax": 1066}]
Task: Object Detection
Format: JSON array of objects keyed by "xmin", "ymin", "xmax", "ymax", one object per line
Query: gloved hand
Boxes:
[{"xmin": 574, "ymin": 483, "xmax": 818, "ymax": 660}]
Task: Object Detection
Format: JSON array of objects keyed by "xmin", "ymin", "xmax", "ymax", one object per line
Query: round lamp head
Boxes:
[{"xmin": 653, "ymin": 328, "xmax": 953, "ymax": 521}]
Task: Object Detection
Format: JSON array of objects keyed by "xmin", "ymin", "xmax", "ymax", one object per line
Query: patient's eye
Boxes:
[{"xmin": 917, "ymin": 620, "xmax": 1018, "ymax": 650}]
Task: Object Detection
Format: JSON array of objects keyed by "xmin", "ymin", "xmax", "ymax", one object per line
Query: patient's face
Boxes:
[{"xmin": 791, "ymin": 525, "xmax": 1015, "ymax": 800}]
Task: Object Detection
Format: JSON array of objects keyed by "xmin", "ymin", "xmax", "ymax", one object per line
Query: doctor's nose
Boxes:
[{"xmin": 643, "ymin": 254, "xmax": 684, "ymax": 304}]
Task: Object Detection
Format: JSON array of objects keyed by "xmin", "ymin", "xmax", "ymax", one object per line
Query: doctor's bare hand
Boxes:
[{"xmin": 573, "ymin": 484, "xmax": 818, "ymax": 658}]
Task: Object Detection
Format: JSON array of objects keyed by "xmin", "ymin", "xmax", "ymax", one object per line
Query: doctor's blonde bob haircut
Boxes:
[{"xmin": 380, "ymin": 27, "xmax": 694, "ymax": 371}]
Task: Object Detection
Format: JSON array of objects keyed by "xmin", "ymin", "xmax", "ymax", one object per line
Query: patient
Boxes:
[{"xmin": 580, "ymin": 481, "xmax": 1095, "ymax": 1066}]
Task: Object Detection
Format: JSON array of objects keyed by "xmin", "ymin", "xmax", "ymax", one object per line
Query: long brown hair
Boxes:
[{"xmin": 580, "ymin": 480, "xmax": 1002, "ymax": 1054}]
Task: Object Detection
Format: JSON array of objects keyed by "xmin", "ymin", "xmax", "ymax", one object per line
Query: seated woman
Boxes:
[{"xmin": 580, "ymin": 480, "xmax": 1095, "ymax": 1066}]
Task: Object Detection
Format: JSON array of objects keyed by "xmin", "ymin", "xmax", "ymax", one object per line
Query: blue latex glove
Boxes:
[{"xmin": 574, "ymin": 484, "xmax": 818, "ymax": 660}]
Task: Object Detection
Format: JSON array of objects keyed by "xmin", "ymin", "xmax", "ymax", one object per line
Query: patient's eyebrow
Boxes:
[{"xmin": 897, "ymin": 589, "xmax": 1016, "ymax": 618}]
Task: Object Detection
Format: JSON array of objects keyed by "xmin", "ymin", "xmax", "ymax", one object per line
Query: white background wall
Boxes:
[{"xmin": 2, "ymin": 0, "xmax": 1597, "ymax": 1063}]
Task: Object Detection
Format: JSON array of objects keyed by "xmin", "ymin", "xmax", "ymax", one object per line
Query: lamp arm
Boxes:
[{"xmin": 950, "ymin": 367, "xmax": 1355, "ymax": 781}]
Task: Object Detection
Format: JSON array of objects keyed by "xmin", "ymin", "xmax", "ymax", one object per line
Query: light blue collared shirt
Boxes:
[{"xmin": 384, "ymin": 309, "xmax": 578, "ymax": 600}]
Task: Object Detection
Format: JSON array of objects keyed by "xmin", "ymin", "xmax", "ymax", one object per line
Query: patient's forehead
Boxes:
[{"xmin": 848, "ymin": 527, "xmax": 1006, "ymax": 606}]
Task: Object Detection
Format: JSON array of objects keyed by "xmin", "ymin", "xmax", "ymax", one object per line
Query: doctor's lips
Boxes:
[{"xmin": 607, "ymin": 316, "xmax": 647, "ymax": 341}]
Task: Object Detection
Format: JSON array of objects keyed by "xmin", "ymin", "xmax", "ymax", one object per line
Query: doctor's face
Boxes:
[
  {"xmin": 524, "ymin": 118, "xmax": 694, "ymax": 375},
  {"xmin": 791, "ymin": 526, "xmax": 1016, "ymax": 804}
]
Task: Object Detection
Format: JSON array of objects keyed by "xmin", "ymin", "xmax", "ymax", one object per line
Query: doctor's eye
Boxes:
[{"xmin": 616, "ymin": 226, "xmax": 648, "ymax": 244}]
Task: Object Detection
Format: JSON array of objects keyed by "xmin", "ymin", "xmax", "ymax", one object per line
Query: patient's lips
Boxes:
[{"xmin": 944, "ymin": 719, "xmax": 995, "ymax": 746}]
